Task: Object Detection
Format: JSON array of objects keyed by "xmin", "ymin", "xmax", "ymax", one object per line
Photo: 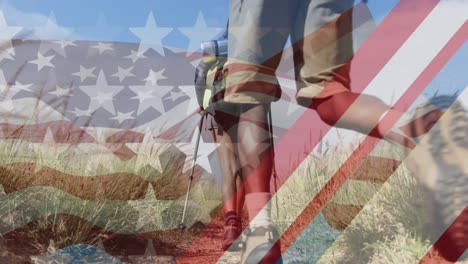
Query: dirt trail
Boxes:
[{"xmin": 174, "ymin": 218, "xmax": 241, "ymax": 264}]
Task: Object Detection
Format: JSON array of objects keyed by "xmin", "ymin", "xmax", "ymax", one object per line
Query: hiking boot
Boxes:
[
  {"xmin": 240, "ymin": 225, "xmax": 283, "ymax": 264},
  {"xmin": 407, "ymin": 96, "xmax": 467, "ymax": 261},
  {"xmin": 222, "ymin": 216, "xmax": 242, "ymax": 251}
]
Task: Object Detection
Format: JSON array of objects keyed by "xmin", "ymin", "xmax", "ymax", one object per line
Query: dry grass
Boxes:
[
  {"xmin": 0, "ymin": 140, "xmax": 216, "ymax": 263},
  {"xmin": 252, "ymin": 130, "xmax": 437, "ymax": 264},
  {"xmin": 0, "ymin": 133, "xmax": 446, "ymax": 263}
]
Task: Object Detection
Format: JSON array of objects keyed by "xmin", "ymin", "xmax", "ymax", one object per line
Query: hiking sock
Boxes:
[{"xmin": 245, "ymin": 192, "xmax": 272, "ymax": 229}]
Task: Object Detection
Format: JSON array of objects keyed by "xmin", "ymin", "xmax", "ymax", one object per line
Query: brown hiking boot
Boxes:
[{"xmin": 222, "ymin": 216, "xmax": 242, "ymax": 251}]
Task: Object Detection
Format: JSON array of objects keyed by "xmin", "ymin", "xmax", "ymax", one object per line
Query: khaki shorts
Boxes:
[{"xmin": 224, "ymin": 0, "xmax": 355, "ymax": 106}]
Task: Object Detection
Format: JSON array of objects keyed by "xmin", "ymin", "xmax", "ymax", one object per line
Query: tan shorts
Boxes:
[{"xmin": 224, "ymin": 0, "xmax": 355, "ymax": 106}]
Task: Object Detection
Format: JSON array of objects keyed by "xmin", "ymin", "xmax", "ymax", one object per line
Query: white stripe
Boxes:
[{"xmin": 0, "ymin": 98, "xmax": 66, "ymax": 124}]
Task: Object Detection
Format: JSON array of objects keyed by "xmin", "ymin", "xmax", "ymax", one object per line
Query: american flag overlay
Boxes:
[{"xmin": 0, "ymin": 1, "xmax": 466, "ymax": 263}]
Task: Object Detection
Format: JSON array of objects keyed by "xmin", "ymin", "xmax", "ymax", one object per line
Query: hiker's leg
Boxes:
[
  {"xmin": 212, "ymin": 126, "xmax": 240, "ymax": 216},
  {"xmin": 225, "ymin": 0, "xmax": 290, "ymax": 260},
  {"xmin": 225, "ymin": 0, "xmax": 291, "ymax": 194},
  {"xmin": 236, "ymin": 104, "xmax": 274, "ymax": 228},
  {"xmin": 236, "ymin": 104, "xmax": 272, "ymax": 194},
  {"xmin": 211, "ymin": 102, "xmax": 247, "ymax": 216},
  {"xmin": 235, "ymin": 103, "xmax": 283, "ymax": 262},
  {"xmin": 211, "ymin": 106, "xmax": 245, "ymax": 250},
  {"xmin": 311, "ymin": 92, "xmax": 417, "ymax": 148},
  {"xmin": 226, "ymin": 0, "xmax": 289, "ymax": 230}
]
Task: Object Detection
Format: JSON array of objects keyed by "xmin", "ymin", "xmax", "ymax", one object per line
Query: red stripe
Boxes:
[
  {"xmin": 0, "ymin": 121, "xmax": 95, "ymax": 143},
  {"xmin": 418, "ymin": 207, "xmax": 467, "ymax": 264},
  {"xmin": 0, "ymin": 162, "xmax": 204, "ymax": 201},
  {"xmin": 176, "ymin": 1, "xmax": 440, "ymax": 262},
  {"xmin": 267, "ymin": 21, "xmax": 468, "ymax": 262}
]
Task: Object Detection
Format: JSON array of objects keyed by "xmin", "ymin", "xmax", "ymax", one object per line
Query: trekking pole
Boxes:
[
  {"xmin": 267, "ymin": 109, "xmax": 280, "ymax": 220},
  {"xmin": 178, "ymin": 111, "xmax": 206, "ymax": 230}
]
